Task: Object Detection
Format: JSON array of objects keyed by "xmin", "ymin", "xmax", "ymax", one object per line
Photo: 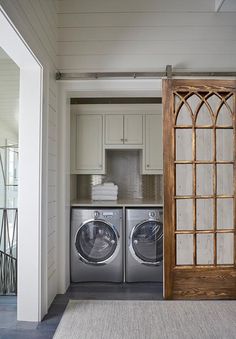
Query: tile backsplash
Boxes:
[{"xmin": 75, "ymin": 150, "xmax": 163, "ymax": 201}]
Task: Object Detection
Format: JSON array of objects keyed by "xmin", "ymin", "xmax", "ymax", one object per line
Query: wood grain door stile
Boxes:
[{"xmin": 163, "ymin": 79, "xmax": 236, "ymax": 299}]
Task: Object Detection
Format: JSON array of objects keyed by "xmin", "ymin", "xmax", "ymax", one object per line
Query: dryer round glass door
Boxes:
[
  {"xmin": 130, "ymin": 220, "xmax": 163, "ymax": 265},
  {"xmin": 75, "ymin": 220, "xmax": 119, "ymax": 265}
]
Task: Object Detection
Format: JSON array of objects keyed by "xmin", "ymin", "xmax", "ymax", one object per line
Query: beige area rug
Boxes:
[{"xmin": 53, "ymin": 300, "xmax": 236, "ymax": 339}]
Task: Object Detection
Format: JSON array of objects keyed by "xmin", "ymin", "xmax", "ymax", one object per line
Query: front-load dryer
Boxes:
[
  {"xmin": 71, "ymin": 208, "xmax": 123, "ymax": 282},
  {"xmin": 126, "ymin": 208, "xmax": 163, "ymax": 282}
]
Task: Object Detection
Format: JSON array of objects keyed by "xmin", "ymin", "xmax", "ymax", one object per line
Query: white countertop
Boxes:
[{"xmin": 71, "ymin": 198, "xmax": 163, "ymax": 207}]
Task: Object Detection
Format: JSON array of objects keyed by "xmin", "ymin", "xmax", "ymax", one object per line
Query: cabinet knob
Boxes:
[
  {"xmin": 147, "ymin": 164, "xmax": 150, "ymax": 168},
  {"xmin": 124, "ymin": 139, "xmax": 128, "ymax": 142},
  {"xmin": 120, "ymin": 138, "xmax": 124, "ymax": 142}
]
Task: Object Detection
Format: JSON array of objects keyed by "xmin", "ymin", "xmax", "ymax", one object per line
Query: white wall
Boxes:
[
  {"xmin": 0, "ymin": 0, "xmax": 58, "ymax": 312},
  {"xmin": 57, "ymin": 0, "xmax": 236, "ymax": 72},
  {"xmin": 0, "ymin": 58, "xmax": 19, "ymax": 144}
]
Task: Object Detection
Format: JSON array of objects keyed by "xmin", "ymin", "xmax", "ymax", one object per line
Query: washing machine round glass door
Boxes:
[
  {"xmin": 130, "ymin": 220, "xmax": 163, "ymax": 265},
  {"xmin": 75, "ymin": 219, "xmax": 119, "ymax": 265}
]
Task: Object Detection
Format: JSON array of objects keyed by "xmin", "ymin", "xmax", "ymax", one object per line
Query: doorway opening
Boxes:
[
  {"xmin": 69, "ymin": 100, "xmax": 163, "ymax": 299},
  {"xmin": 0, "ymin": 47, "xmax": 19, "ymax": 297},
  {"xmin": 0, "ymin": 7, "xmax": 44, "ymax": 322},
  {"xmin": 57, "ymin": 80, "xmax": 163, "ymax": 301}
]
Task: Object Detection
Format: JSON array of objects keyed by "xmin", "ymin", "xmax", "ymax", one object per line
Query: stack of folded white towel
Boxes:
[{"xmin": 91, "ymin": 182, "xmax": 118, "ymax": 201}]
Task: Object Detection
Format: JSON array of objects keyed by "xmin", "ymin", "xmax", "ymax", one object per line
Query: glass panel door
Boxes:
[
  {"xmin": 174, "ymin": 91, "xmax": 234, "ymax": 267},
  {"xmin": 163, "ymin": 79, "xmax": 236, "ymax": 299}
]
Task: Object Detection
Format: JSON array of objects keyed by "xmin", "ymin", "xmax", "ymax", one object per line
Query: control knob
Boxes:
[
  {"xmin": 149, "ymin": 211, "xmax": 156, "ymax": 218},
  {"xmin": 94, "ymin": 211, "xmax": 100, "ymax": 219}
]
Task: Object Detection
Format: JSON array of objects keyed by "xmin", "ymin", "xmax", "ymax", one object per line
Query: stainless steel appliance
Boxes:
[
  {"xmin": 126, "ymin": 208, "xmax": 163, "ymax": 282},
  {"xmin": 71, "ymin": 208, "xmax": 123, "ymax": 282}
]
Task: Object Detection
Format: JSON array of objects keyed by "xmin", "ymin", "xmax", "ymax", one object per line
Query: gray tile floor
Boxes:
[{"xmin": 0, "ymin": 282, "xmax": 163, "ymax": 339}]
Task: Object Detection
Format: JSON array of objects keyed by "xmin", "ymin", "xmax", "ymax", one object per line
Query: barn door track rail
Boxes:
[{"xmin": 56, "ymin": 66, "xmax": 236, "ymax": 81}]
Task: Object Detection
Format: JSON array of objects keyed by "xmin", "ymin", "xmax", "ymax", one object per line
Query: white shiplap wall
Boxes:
[
  {"xmin": 57, "ymin": 0, "xmax": 236, "ymax": 72},
  {"xmin": 0, "ymin": 0, "xmax": 58, "ymax": 308},
  {"xmin": 0, "ymin": 58, "xmax": 19, "ymax": 143}
]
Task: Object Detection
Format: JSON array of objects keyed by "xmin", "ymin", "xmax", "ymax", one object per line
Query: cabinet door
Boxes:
[
  {"xmin": 105, "ymin": 115, "xmax": 123, "ymax": 144},
  {"xmin": 124, "ymin": 114, "xmax": 143, "ymax": 144},
  {"xmin": 75, "ymin": 114, "xmax": 103, "ymax": 171},
  {"xmin": 145, "ymin": 114, "xmax": 163, "ymax": 173}
]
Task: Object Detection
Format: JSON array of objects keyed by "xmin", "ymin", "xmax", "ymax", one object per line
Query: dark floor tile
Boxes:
[
  {"xmin": 15, "ymin": 321, "xmax": 38, "ymax": 330},
  {"xmin": 0, "ymin": 329, "xmax": 54, "ymax": 339},
  {"xmin": 0, "ymin": 296, "xmax": 17, "ymax": 305},
  {"xmin": 0, "ymin": 307, "xmax": 17, "ymax": 328},
  {"xmin": 51, "ymin": 294, "xmax": 70, "ymax": 305},
  {"xmin": 0, "ymin": 304, "xmax": 17, "ymax": 312}
]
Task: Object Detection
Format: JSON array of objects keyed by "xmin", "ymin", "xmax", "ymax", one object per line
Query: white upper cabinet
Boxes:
[
  {"xmin": 143, "ymin": 114, "xmax": 163, "ymax": 174},
  {"xmin": 105, "ymin": 114, "xmax": 123, "ymax": 144},
  {"xmin": 105, "ymin": 114, "xmax": 143, "ymax": 146},
  {"xmin": 71, "ymin": 114, "xmax": 104, "ymax": 174},
  {"xmin": 71, "ymin": 104, "xmax": 163, "ymax": 175},
  {"xmin": 124, "ymin": 115, "xmax": 143, "ymax": 144}
]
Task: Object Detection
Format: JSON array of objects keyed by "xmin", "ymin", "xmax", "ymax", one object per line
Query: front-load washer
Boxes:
[
  {"xmin": 126, "ymin": 208, "xmax": 163, "ymax": 282},
  {"xmin": 71, "ymin": 208, "xmax": 123, "ymax": 282}
]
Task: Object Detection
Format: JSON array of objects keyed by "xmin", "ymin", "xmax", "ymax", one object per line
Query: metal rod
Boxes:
[{"xmin": 56, "ymin": 70, "xmax": 236, "ymax": 81}]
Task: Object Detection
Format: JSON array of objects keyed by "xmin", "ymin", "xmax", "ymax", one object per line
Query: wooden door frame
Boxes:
[{"xmin": 163, "ymin": 79, "xmax": 236, "ymax": 299}]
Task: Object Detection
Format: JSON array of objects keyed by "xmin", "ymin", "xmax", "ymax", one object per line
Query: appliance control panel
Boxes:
[
  {"xmin": 93, "ymin": 210, "xmax": 122, "ymax": 220},
  {"xmin": 102, "ymin": 212, "xmax": 114, "ymax": 217}
]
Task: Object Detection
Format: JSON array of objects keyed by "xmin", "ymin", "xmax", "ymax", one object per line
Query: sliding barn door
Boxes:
[{"xmin": 163, "ymin": 80, "xmax": 236, "ymax": 299}]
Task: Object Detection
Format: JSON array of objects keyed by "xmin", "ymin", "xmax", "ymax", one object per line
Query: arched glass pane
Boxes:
[
  {"xmin": 195, "ymin": 103, "xmax": 212, "ymax": 125},
  {"xmin": 76, "ymin": 220, "xmax": 117, "ymax": 263},
  {"xmin": 132, "ymin": 221, "xmax": 163, "ymax": 263},
  {"xmin": 206, "ymin": 94, "xmax": 222, "ymax": 115},
  {"xmin": 225, "ymin": 94, "xmax": 233, "ymax": 111},
  {"xmin": 174, "ymin": 94, "xmax": 181, "ymax": 113},
  {"xmin": 186, "ymin": 94, "xmax": 202, "ymax": 115},
  {"xmin": 176, "ymin": 104, "xmax": 192, "ymax": 125},
  {"xmin": 216, "ymin": 105, "xmax": 232, "ymax": 126}
]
